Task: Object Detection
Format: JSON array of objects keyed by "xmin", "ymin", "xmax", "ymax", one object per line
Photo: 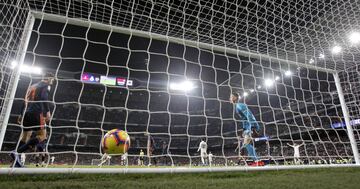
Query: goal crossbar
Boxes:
[{"xmin": 30, "ymin": 11, "xmax": 337, "ymax": 74}]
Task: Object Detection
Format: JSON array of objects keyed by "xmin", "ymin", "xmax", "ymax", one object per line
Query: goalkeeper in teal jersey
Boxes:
[{"xmin": 230, "ymin": 92, "xmax": 263, "ymax": 166}]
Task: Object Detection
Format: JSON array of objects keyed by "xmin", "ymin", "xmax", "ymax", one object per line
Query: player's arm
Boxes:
[
  {"xmin": 40, "ymin": 87, "xmax": 51, "ymax": 122},
  {"xmin": 197, "ymin": 142, "xmax": 201, "ymax": 152},
  {"xmin": 299, "ymin": 142, "xmax": 305, "ymax": 147},
  {"xmin": 287, "ymin": 143, "xmax": 293, "ymax": 147},
  {"xmin": 17, "ymin": 89, "xmax": 30, "ymax": 124},
  {"xmin": 253, "ymin": 121, "xmax": 261, "ymax": 133},
  {"xmin": 16, "ymin": 106, "xmax": 25, "ymax": 124},
  {"xmin": 17, "ymin": 101, "xmax": 25, "ymax": 124}
]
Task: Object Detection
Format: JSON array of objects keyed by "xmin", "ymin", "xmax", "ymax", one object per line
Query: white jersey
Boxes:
[
  {"xmin": 293, "ymin": 145, "xmax": 300, "ymax": 157},
  {"xmin": 208, "ymin": 153, "xmax": 213, "ymax": 162},
  {"xmin": 197, "ymin": 141, "xmax": 207, "ymax": 153},
  {"xmin": 288, "ymin": 143, "xmax": 303, "ymax": 158},
  {"xmin": 50, "ymin": 156, "xmax": 55, "ymax": 164}
]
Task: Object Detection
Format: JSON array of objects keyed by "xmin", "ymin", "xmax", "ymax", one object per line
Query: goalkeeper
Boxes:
[{"xmin": 230, "ymin": 92, "xmax": 263, "ymax": 166}]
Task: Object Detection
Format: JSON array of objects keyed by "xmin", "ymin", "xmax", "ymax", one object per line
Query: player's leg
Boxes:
[
  {"xmin": 200, "ymin": 152, "xmax": 206, "ymax": 165},
  {"xmin": 35, "ymin": 127, "xmax": 47, "ymax": 143},
  {"xmin": 16, "ymin": 112, "xmax": 33, "ymax": 153},
  {"xmin": 11, "ymin": 130, "xmax": 31, "ymax": 166},
  {"xmin": 147, "ymin": 147, "xmax": 153, "ymax": 166},
  {"xmin": 11, "ymin": 112, "xmax": 39, "ymax": 167},
  {"xmin": 17, "ymin": 113, "xmax": 46, "ymax": 154},
  {"xmin": 204, "ymin": 152, "xmax": 208, "ymax": 165},
  {"xmin": 98, "ymin": 158, "xmax": 105, "ymax": 167},
  {"xmin": 242, "ymin": 130, "xmax": 260, "ymax": 164},
  {"xmin": 294, "ymin": 154, "xmax": 300, "ymax": 165},
  {"xmin": 243, "ymin": 131, "xmax": 257, "ymax": 160},
  {"xmin": 35, "ymin": 138, "xmax": 47, "ymax": 167},
  {"xmin": 19, "ymin": 130, "xmax": 32, "ymax": 149},
  {"xmin": 151, "ymin": 148, "xmax": 157, "ymax": 165},
  {"xmin": 33, "ymin": 126, "xmax": 48, "ymax": 166},
  {"xmin": 98, "ymin": 154, "xmax": 108, "ymax": 167}
]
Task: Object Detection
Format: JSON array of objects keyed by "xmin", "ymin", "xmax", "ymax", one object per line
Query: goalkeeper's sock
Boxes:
[{"xmin": 17, "ymin": 138, "xmax": 39, "ymax": 153}]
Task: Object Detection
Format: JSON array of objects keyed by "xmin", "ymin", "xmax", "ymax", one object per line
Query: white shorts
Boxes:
[{"xmin": 201, "ymin": 151, "xmax": 207, "ymax": 158}]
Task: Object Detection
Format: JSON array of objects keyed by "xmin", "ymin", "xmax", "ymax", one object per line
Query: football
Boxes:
[{"xmin": 101, "ymin": 129, "xmax": 130, "ymax": 154}]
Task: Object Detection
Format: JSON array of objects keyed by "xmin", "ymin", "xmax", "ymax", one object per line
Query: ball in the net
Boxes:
[{"xmin": 101, "ymin": 129, "xmax": 130, "ymax": 154}]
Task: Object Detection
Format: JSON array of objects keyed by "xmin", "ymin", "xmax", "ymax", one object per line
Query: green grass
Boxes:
[{"xmin": 0, "ymin": 167, "xmax": 359, "ymax": 189}]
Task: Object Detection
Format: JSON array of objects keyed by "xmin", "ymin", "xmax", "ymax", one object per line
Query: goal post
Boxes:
[
  {"xmin": 0, "ymin": 10, "xmax": 35, "ymax": 150},
  {"xmin": 333, "ymin": 72, "xmax": 360, "ymax": 164}
]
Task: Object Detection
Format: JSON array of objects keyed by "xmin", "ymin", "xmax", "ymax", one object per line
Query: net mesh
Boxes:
[
  {"xmin": 26, "ymin": 0, "xmax": 360, "ymax": 71},
  {"xmin": 0, "ymin": 0, "xmax": 29, "ymax": 147},
  {"xmin": 0, "ymin": 0, "xmax": 359, "ymax": 168}
]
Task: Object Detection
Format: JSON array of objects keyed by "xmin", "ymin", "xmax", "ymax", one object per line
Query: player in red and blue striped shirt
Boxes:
[{"xmin": 11, "ymin": 73, "xmax": 54, "ymax": 167}]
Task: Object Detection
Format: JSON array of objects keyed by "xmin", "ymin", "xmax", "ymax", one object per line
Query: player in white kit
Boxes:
[
  {"xmin": 50, "ymin": 156, "xmax": 55, "ymax": 165},
  {"xmin": 20, "ymin": 153, "xmax": 26, "ymax": 165},
  {"xmin": 121, "ymin": 152, "xmax": 128, "ymax": 166},
  {"xmin": 287, "ymin": 142, "xmax": 304, "ymax": 165},
  {"xmin": 208, "ymin": 152, "xmax": 213, "ymax": 167},
  {"xmin": 197, "ymin": 139, "xmax": 208, "ymax": 166},
  {"xmin": 98, "ymin": 153, "xmax": 111, "ymax": 167}
]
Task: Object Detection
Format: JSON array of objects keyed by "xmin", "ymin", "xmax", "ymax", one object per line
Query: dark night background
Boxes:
[{"xmin": 0, "ymin": 0, "xmax": 359, "ymax": 165}]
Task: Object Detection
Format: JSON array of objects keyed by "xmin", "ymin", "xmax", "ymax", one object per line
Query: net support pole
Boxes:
[
  {"xmin": 0, "ymin": 13, "xmax": 35, "ymax": 150},
  {"xmin": 333, "ymin": 72, "xmax": 360, "ymax": 164}
]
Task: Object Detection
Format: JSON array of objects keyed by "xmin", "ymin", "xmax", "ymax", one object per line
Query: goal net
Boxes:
[{"xmin": 0, "ymin": 0, "xmax": 359, "ymax": 173}]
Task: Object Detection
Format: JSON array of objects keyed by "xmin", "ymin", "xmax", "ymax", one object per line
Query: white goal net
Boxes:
[{"xmin": 0, "ymin": 0, "xmax": 359, "ymax": 173}]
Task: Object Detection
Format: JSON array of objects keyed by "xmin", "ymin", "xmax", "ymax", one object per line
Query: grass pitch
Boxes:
[{"xmin": 0, "ymin": 167, "xmax": 359, "ymax": 189}]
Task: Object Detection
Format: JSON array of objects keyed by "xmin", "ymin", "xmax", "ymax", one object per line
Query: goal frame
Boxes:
[
  {"xmin": 0, "ymin": 11, "xmax": 359, "ymax": 174},
  {"xmin": 0, "ymin": 13, "xmax": 35, "ymax": 150}
]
